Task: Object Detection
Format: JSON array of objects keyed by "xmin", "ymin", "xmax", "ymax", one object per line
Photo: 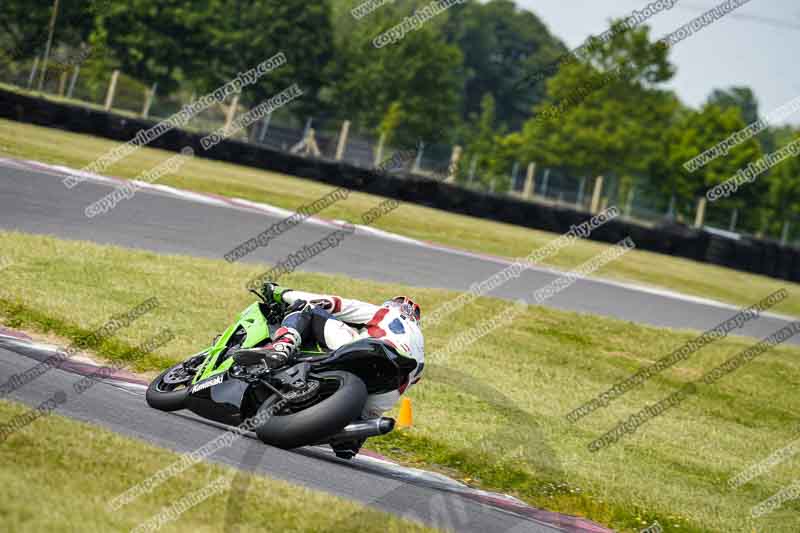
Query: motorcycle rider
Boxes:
[{"xmin": 233, "ymin": 282, "xmax": 425, "ymax": 455}]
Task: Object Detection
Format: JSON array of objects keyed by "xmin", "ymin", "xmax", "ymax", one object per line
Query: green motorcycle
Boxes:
[{"xmin": 145, "ymin": 287, "xmax": 417, "ymax": 458}]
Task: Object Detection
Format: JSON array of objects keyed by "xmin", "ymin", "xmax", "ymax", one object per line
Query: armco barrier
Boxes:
[{"xmin": 1, "ymin": 87, "xmax": 798, "ymax": 283}]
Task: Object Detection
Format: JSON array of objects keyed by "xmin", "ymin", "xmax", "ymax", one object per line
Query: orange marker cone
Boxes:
[{"xmin": 396, "ymin": 397, "xmax": 413, "ymax": 428}]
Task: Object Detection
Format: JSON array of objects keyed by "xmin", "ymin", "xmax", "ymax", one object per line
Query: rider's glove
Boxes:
[{"xmin": 262, "ymin": 281, "xmax": 291, "ymax": 304}]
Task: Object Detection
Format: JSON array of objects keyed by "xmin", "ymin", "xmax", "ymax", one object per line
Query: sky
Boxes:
[{"xmin": 514, "ymin": 0, "xmax": 800, "ymax": 125}]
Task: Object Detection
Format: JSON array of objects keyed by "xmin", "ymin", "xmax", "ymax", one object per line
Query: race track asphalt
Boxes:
[
  {"xmin": 0, "ymin": 341, "xmax": 572, "ymax": 532},
  {"xmin": 0, "ymin": 160, "xmax": 795, "ymax": 345},
  {"xmin": 1, "ymin": 157, "xmax": 796, "ymax": 531}
]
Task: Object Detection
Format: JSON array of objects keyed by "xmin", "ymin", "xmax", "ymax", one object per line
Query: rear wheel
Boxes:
[
  {"xmin": 146, "ymin": 358, "xmax": 200, "ymax": 411},
  {"xmin": 255, "ymin": 371, "xmax": 366, "ymax": 449}
]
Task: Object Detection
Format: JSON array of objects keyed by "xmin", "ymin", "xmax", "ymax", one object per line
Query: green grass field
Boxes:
[
  {"xmin": 1, "ymin": 229, "xmax": 798, "ymax": 532},
  {"xmin": 1, "ymin": 117, "xmax": 799, "ymax": 317},
  {"xmin": 0, "ymin": 400, "xmax": 437, "ymax": 532}
]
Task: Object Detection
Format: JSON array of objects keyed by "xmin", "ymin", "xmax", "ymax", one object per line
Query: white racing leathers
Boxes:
[{"xmin": 281, "ymin": 290, "xmax": 424, "ymax": 418}]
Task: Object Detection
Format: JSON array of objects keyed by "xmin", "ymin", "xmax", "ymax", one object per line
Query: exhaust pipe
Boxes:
[{"xmin": 325, "ymin": 417, "xmax": 395, "ymax": 443}]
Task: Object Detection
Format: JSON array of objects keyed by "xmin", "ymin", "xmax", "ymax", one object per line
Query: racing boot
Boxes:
[
  {"xmin": 233, "ymin": 300, "xmax": 311, "ymax": 369},
  {"xmin": 331, "ymin": 437, "xmax": 367, "ymax": 460}
]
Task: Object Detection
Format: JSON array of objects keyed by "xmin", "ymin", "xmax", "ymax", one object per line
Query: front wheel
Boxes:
[
  {"xmin": 146, "ymin": 360, "xmax": 197, "ymax": 411},
  {"xmin": 255, "ymin": 371, "xmax": 367, "ymax": 449}
]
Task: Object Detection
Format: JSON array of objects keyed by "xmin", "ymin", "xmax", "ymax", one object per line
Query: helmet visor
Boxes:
[{"xmin": 387, "ymin": 296, "xmax": 421, "ymax": 323}]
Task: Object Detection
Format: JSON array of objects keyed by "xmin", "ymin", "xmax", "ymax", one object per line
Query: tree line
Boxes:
[{"xmin": 1, "ymin": 1, "xmax": 798, "ymax": 237}]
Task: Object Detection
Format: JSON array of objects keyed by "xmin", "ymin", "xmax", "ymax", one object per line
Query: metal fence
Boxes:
[{"xmin": 1, "ymin": 56, "xmax": 799, "ymax": 248}]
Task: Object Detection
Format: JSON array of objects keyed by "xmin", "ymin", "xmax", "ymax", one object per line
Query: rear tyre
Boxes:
[
  {"xmin": 255, "ymin": 371, "xmax": 367, "ymax": 449},
  {"xmin": 146, "ymin": 362, "xmax": 193, "ymax": 412}
]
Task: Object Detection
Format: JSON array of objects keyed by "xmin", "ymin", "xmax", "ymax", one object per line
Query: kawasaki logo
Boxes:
[{"xmin": 192, "ymin": 375, "xmax": 223, "ymax": 393}]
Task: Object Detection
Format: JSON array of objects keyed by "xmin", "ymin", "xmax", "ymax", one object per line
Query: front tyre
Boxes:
[
  {"xmin": 255, "ymin": 371, "xmax": 367, "ymax": 449},
  {"xmin": 146, "ymin": 362, "xmax": 194, "ymax": 412}
]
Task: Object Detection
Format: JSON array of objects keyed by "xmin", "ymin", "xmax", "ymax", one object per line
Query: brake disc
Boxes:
[
  {"xmin": 163, "ymin": 365, "xmax": 192, "ymax": 385},
  {"xmin": 283, "ymin": 380, "xmax": 320, "ymax": 403}
]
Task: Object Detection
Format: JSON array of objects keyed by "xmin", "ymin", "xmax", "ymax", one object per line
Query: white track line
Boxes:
[{"xmin": 1, "ymin": 157, "xmax": 795, "ymax": 322}]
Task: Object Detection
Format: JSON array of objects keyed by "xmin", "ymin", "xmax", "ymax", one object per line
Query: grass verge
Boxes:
[
  {"xmin": 0, "ymin": 400, "xmax": 437, "ymax": 532},
  {"xmin": 1, "ymin": 117, "xmax": 798, "ymax": 317},
  {"xmin": 1, "ymin": 229, "xmax": 799, "ymax": 532}
]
